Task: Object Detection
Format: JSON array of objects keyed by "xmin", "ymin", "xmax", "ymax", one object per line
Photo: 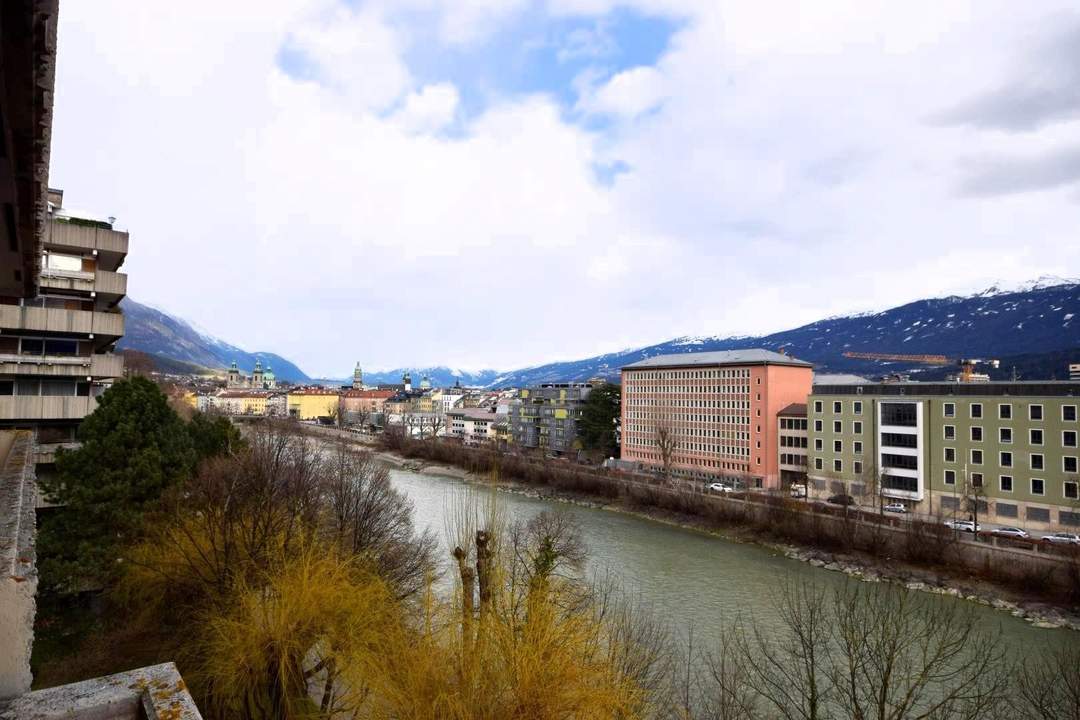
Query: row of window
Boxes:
[
  {"xmin": 812, "ymin": 399, "xmax": 1079, "ymax": 423},
  {"xmin": 779, "ymin": 418, "xmax": 808, "ymax": 430},
  {"xmin": 628, "ymin": 368, "xmax": 752, "ymax": 380},
  {"xmin": 942, "ymin": 471, "xmax": 1079, "ymax": 499},
  {"xmin": 943, "ymin": 447, "xmax": 1078, "ymax": 472}
]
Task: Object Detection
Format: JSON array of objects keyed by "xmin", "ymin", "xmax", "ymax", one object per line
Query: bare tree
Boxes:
[
  {"xmin": 322, "ymin": 438, "xmax": 438, "ymax": 599},
  {"xmin": 656, "ymin": 422, "xmax": 677, "ymax": 486},
  {"xmin": 1012, "ymin": 642, "xmax": 1080, "ymax": 719}
]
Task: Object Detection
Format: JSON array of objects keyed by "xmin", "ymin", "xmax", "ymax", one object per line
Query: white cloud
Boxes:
[{"xmin": 47, "ymin": 0, "xmax": 1080, "ymax": 377}]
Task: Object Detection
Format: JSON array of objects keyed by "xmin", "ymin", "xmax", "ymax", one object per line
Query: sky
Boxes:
[{"xmin": 49, "ymin": 1, "xmax": 1080, "ymax": 377}]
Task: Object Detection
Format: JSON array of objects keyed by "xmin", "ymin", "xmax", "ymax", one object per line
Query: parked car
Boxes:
[
  {"xmin": 827, "ymin": 494, "xmax": 855, "ymax": 506},
  {"xmin": 708, "ymin": 482, "xmax": 735, "ymax": 493},
  {"xmin": 944, "ymin": 520, "xmax": 980, "ymax": 532},
  {"xmin": 990, "ymin": 526, "xmax": 1031, "ymax": 540},
  {"xmin": 883, "ymin": 503, "xmax": 906, "ymax": 513},
  {"xmin": 789, "ymin": 484, "xmax": 807, "ymax": 498},
  {"xmin": 1042, "ymin": 532, "xmax": 1080, "ymax": 545}
]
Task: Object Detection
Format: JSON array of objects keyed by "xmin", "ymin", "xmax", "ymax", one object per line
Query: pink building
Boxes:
[{"xmin": 620, "ymin": 349, "xmax": 812, "ymax": 489}]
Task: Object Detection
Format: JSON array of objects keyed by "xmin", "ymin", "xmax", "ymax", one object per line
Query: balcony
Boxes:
[
  {"xmin": 44, "ymin": 220, "xmax": 129, "ymax": 271},
  {"xmin": 0, "ymin": 395, "xmax": 97, "ymax": 421},
  {"xmin": 38, "ymin": 268, "xmax": 127, "ymax": 300},
  {"xmin": 0, "ymin": 305, "xmax": 124, "ymax": 339},
  {"xmin": 0, "ymin": 353, "xmax": 123, "ymax": 378}
]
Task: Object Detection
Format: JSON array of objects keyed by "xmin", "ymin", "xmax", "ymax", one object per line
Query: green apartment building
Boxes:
[{"xmin": 807, "ymin": 382, "xmax": 1080, "ymax": 531}]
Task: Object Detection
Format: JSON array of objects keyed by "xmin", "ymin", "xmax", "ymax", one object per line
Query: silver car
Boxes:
[
  {"xmin": 990, "ymin": 526, "xmax": 1030, "ymax": 539},
  {"xmin": 1042, "ymin": 532, "xmax": 1080, "ymax": 545}
]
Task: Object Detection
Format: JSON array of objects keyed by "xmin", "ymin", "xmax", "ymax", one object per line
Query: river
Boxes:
[{"xmin": 389, "ymin": 466, "xmax": 1071, "ymax": 653}]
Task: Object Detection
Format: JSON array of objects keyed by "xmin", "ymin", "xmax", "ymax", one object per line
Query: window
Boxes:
[
  {"xmin": 1027, "ymin": 507, "xmax": 1050, "ymax": 523},
  {"xmin": 1065, "ymin": 457, "xmax": 1078, "ymax": 474},
  {"xmin": 853, "ymin": 421, "xmax": 862, "ymax": 434},
  {"xmin": 833, "ymin": 421, "xmax": 842, "ymax": 433},
  {"xmin": 1030, "ymin": 429, "xmax": 1044, "ymax": 446},
  {"xmin": 1031, "ymin": 478, "xmax": 1045, "ymax": 496},
  {"xmin": 1000, "ymin": 475, "xmax": 1013, "ymax": 492},
  {"xmin": 996, "ymin": 502, "xmax": 1017, "ymax": 517},
  {"xmin": 815, "ymin": 439, "xmax": 823, "ymax": 451},
  {"xmin": 970, "ymin": 426, "xmax": 983, "ymax": 442},
  {"xmin": 833, "ymin": 459, "xmax": 842, "ymax": 472},
  {"xmin": 999, "ymin": 427, "xmax": 1012, "ymax": 444},
  {"xmin": 1066, "ymin": 481, "xmax": 1079, "ymax": 501},
  {"xmin": 1030, "ymin": 404, "xmax": 1043, "ymax": 421},
  {"xmin": 834, "ymin": 440, "xmax": 842, "ymax": 453},
  {"xmin": 1064, "ymin": 431, "xmax": 1077, "ymax": 448},
  {"xmin": 881, "ymin": 402, "xmax": 917, "ymax": 427},
  {"xmin": 944, "ymin": 469, "xmax": 956, "ymax": 485},
  {"xmin": 944, "ymin": 402, "xmax": 955, "ymax": 418},
  {"xmin": 1000, "ymin": 451, "xmax": 1013, "ymax": 467},
  {"xmin": 882, "ymin": 453, "xmax": 918, "ymax": 470},
  {"xmin": 854, "ymin": 401, "xmax": 862, "ymax": 415},
  {"xmin": 882, "ymin": 432, "xmax": 917, "ymax": 448},
  {"xmin": 833, "ymin": 401, "xmax": 842, "ymax": 413},
  {"xmin": 44, "ymin": 252, "xmax": 84, "ymax": 272},
  {"xmin": 944, "ymin": 425, "xmax": 955, "ymax": 440},
  {"xmin": 971, "ymin": 473, "xmax": 983, "ymax": 487},
  {"xmin": 970, "ymin": 403, "xmax": 982, "ymax": 419},
  {"xmin": 814, "ymin": 401, "xmax": 822, "ymax": 413},
  {"xmin": 944, "ymin": 447, "xmax": 956, "ymax": 462},
  {"xmin": 971, "ymin": 449, "xmax": 983, "ymax": 465},
  {"xmin": 814, "ymin": 419, "xmax": 823, "ymax": 432},
  {"xmin": 815, "ymin": 458, "xmax": 823, "ymax": 470},
  {"xmin": 998, "ymin": 403, "xmax": 1012, "ymax": 419},
  {"xmin": 853, "ymin": 441, "xmax": 863, "ymax": 454},
  {"xmin": 1065, "ymin": 405, "xmax": 1077, "ymax": 422},
  {"xmin": 854, "ymin": 461, "xmax": 863, "ymax": 475}
]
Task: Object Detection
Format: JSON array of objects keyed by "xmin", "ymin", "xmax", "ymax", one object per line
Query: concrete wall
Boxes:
[{"xmin": 0, "ymin": 431, "xmax": 37, "ymax": 699}]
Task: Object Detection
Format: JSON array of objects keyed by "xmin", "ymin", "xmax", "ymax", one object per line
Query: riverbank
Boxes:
[{"xmin": 383, "ymin": 450, "xmax": 1080, "ymax": 631}]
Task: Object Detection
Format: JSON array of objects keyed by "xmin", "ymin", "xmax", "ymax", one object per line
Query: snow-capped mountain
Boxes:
[
  {"xmin": 117, "ymin": 298, "xmax": 310, "ymax": 382},
  {"xmin": 487, "ymin": 280, "xmax": 1080, "ymax": 387},
  {"xmin": 316, "ymin": 367, "xmax": 502, "ymax": 389}
]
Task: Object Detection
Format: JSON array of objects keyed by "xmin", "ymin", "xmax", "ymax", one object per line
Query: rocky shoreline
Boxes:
[{"xmin": 386, "ymin": 454, "xmax": 1080, "ymax": 632}]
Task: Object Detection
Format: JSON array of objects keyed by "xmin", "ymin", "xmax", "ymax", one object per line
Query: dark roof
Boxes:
[
  {"xmin": 778, "ymin": 403, "xmax": 807, "ymax": 417},
  {"xmin": 622, "ymin": 349, "xmax": 812, "ymax": 370}
]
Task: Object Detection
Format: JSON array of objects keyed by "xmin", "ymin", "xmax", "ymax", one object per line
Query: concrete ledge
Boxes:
[
  {"xmin": 0, "ymin": 430, "xmax": 37, "ymax": 699},
  {"xmin": 0, "ymin": 662, "xmax": 203, "ymax": 719}
]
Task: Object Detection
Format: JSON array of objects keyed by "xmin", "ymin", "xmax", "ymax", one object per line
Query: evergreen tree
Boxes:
[
  {"xmin": 38, "ymin": 376, "xmax": 196, "ymax": 592},
  {"xmin": 578, "ymin": 383, "xmax": 621, "ymax": 456},
  {"xmin": 187, "ymin": 411, "xmax": 245, "ymax": 460}
]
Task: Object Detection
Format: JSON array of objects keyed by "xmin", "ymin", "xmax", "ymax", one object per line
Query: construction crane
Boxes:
[{"xmin": 842, "ymin": 351, "xmax": 1000, "ymax": 383}]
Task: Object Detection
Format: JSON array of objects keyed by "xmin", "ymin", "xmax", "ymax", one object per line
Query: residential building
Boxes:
[
  {"xmin": 341, "ymin": 389, "xmax": 394, "ymax": 422},
  {"xmin": 1070, "ymin": 363, "xmax": 1080, "ymax": 382},
  {"xmin": 778, "ymin": 403, "xmax": 809, "ymax": 488},
  {"xmin": 509, "ymin": 383, "xmax": 593, "ymax": 455},
  {"xmin": 806, "ymin": 381, "xmax": 1080, "ymax": 530},
  {"xmin": 286, "ymin": 388, "xmax": 340, "ymax": 420},
  {"xmin": 620, "ymin": 350, "xmax": 813, "ymax": 488},
  {"xmin": 447, "ymin": 407, "xmax": 499, "ymax": 446},
  {"xmin": 213, "ymin": 389, "xmax": 279, "ymax": 416}
]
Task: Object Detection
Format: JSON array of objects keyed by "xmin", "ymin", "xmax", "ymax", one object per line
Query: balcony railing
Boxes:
[
  {"xmin": 45, "ymin": 219, "xmax": 129, "ymax": 257},
  {"xmin": 37, "ymin": 268, "xmax": 128, "ymax": 298},
  {"xmin": 0, "ymin": 395, "xmax": 97, "ymax": 421},
  {"xmin": 0, "ymin": 306, "xmax": 124, "ymax": 338},
  {"xmin": 0, "ymin": 353, "xmax": 124, "ymax": 378}
]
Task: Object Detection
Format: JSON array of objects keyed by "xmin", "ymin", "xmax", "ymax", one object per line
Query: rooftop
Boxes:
[
  {"xmin": 778, "ymin": 403, "xmax": 808, "ymax": 417},
  {"xmin": 622, "ymin": 348, "xmax": 812, "ymax": 370}
]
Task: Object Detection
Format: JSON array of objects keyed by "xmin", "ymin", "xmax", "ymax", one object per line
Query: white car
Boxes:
[
  {"xmin": 944, "ymin": 520, "xmax": 980, "ymax": 532},
  {"xmin": 1042, "ymin": 532, "xmax": 1080, "ymax": 546},
  {"xmin": 990, "ymin": 526, "xmax": 1030, "ymax": 540},
  {"xmin": 708, "ymin": 482, "xmax": 735, "ymax": 493},
  {"xmin": 883, "ymin": 503, "xmax": 906, "ymax": 513}
]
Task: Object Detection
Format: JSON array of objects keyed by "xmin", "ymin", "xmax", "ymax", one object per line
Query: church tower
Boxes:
[
  {"xmin": 403, "ymin": 371, "xmax": 412, "ymax": 392},
  {"xmin": 420, "ymin": 374, "xmax": 431, "ymax": 390},
  {"xmin": 227, "ymin": 360, "xmax": 241, "ymax": 388},
  {"xmin": 264, "ymin": 365, "xmax": 276, "ymax": 390},
  {"xmin": 353, "ymin": 362, "xmax": 363, "ymax": 390},
  {"xmin": 252, "ymin": 359, "xmax": 264, "ymax": 389}
]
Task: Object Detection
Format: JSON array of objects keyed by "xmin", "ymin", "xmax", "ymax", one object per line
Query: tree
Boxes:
[
  {"xmin": 1012, "ymin": 643, "xmax": 1080, "ymax": 720},
  {"xmin": 656, "ymin": 422, "xmax": 677, "ymax": 486},
  {"xmin": 579, "ymin": 383, "xmax": 621, "ymax": 456},
  {"xmin": 38, "ymin": 376, "xmax": 196, "ymax": 591},
  {"xmin": 187, "ymin": 411, "xmax": 245, "ymax": 460}
]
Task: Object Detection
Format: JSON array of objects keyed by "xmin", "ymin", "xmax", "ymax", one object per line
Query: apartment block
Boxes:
[
  {"xmin": 286, "ymin": 388, "xmax": 340, "ymax": 420},
  {"xmin": 807, "ymin": 382, "xmax": 1080, "ymax": 531},
  {"xmin": 621, "ymin": 350, "xmax": 812, "ymax": 487},
  {"xmin": 447, "ymin": 407, "xmax": 499, "ymax": 446},
  {"xmin": 509, "ymin": 383, "xmax": 592, "ymax": 454},
  {"xmin": 1, "ymin": 190, "xmax": 127, "ymax": 473},
  {"xmin": 778, "ymin": 403, "xmax": 809, "ymax": 487}
]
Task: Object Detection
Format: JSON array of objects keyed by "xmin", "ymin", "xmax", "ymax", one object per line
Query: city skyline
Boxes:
[{"xmin": 50, "ymin": 1, "xmax": 1080, "ymax": 377}]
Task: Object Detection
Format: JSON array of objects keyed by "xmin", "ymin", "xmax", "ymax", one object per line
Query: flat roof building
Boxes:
[{"xmin": 621, "ymin": 349, "xmax": 813, "ymax": 488}]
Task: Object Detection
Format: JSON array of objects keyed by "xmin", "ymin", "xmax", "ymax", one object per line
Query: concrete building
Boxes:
[
  {"xmin": 286, "ymin": 388, "xmax": 340, "ymax": 420},
  {"xmin": 807, "ymin": 381, "xmax": 1080, "ymax": 530},
  {"xmin": 447, "ymin": 407, "xmax": 499, "ymax": 446},
  {"xmin": 778, "ymin": 403, "xmax": 809, "ymax": 488},
  {"xmin": 509, "ymin": 383, "xmax": 592, "ymax": 455},
  {"xmin": 620, "ymin": 350, "xmax": 813, "ymax": 488}
]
